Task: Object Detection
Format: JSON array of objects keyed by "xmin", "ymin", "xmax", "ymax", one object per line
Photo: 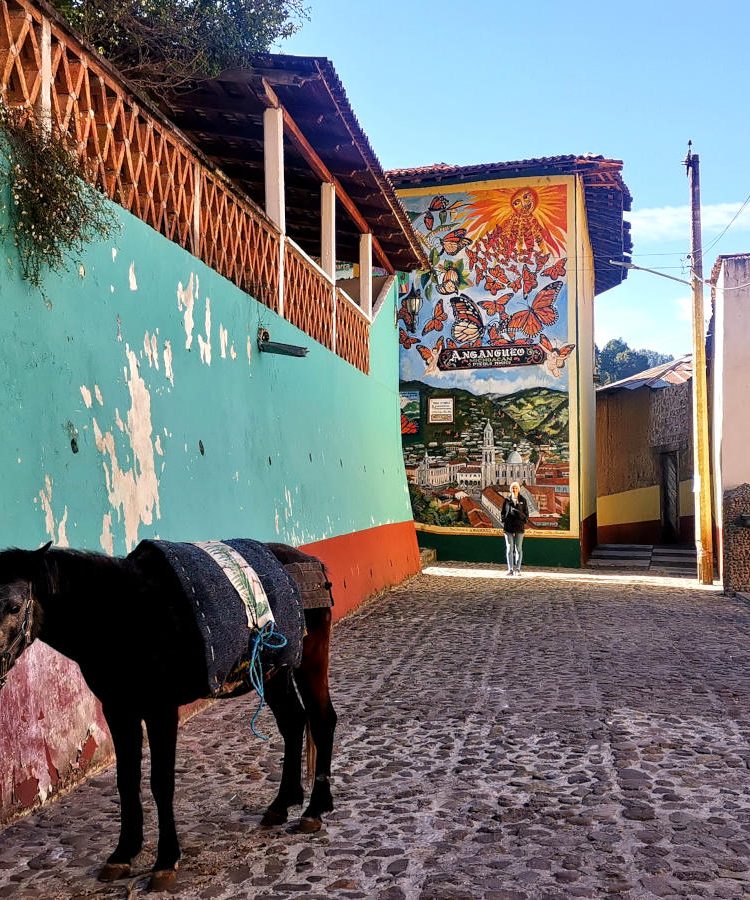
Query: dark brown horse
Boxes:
[{"xmin": 0, "ymin": 541, "xmax": 337, "ymax": 891}]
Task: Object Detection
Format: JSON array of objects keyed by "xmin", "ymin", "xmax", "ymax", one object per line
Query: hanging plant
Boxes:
[{"xmin": 0, "ymin": 100, "xmax": 118, "ymax": 288}]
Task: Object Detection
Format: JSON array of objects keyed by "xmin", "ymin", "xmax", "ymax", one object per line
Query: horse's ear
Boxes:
[{"xmin": 36, "ymin": 541, "xmax": 53, "ymax": 554}]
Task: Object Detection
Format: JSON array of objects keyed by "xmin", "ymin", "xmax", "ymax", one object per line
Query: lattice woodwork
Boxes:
[
  {"xmin": 284, "ymin": 243, "xmax": 333, "ymax": 350},
  {"xmin": 0, "ymin": 0, "xmax": 370, "ymax": 365},
  {"xmin": 335, "ymin": 289, "xmax": 370, "ymax": 374}
]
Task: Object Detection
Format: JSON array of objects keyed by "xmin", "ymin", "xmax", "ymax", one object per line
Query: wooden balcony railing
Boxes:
[
  {"xmin": 335, "ymin": 287, "xmax": 370, "ymax": 374},
  {"xmin": 0, "ymin": 0, "xmax": 370, "ymax": 371}
]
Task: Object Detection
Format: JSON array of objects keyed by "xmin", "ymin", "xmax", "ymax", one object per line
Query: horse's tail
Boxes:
[{"xmin": 305, "ymin": 721, "xmax": 317, "ymax": 787}]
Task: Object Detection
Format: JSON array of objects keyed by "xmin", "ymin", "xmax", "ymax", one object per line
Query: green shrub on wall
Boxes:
[{"xmin": 0, "ymin": 101, "xmax": 117, "ymax": 288}]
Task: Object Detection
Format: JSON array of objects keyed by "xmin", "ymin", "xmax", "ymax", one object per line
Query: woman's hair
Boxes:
[{"xmin": 510, "ymin": 481, "xmax": 521, "ymax": 493}]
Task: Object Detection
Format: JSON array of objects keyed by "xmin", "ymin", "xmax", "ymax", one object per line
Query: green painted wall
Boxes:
[
  {"xmin": 417, "ymin": 531, "xmax": 582, "ymax": 567},
  {"xmin": 0, "ymin": 198, "xmax": 412, "ymax": 554}
]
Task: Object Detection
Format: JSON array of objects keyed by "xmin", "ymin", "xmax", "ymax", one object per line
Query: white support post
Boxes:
[
  {"xmin": 37, "ymin": 17, "xmax": 52, "ymax": 135},
  {"xmin": 321, "ymin": 182, "xmax": 336, "ymax": 280},
  {"xmin": 359, "ymin": 232, "xmax": 373, "ymax": 318},
  {"xmin": 263, "ymin": 107, "xmax": 285, "ymax": 233},
  {"xmin": 321, "ymin": 182, "xmax": 337, "ymax": 350}
]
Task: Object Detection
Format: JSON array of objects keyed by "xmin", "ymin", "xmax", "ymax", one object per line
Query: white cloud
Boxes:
[
  {"xmin": 675, "ymin": 296, "xmax": 692, "ymax": 322},
  {"xmin": 628, "ymin": 201, "xmax": 750, "ymax": 243}
]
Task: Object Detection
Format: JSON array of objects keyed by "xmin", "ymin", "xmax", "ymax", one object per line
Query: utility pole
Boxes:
[{"xmin": 685, "ymin": 143, "xmax": 714, "ymax": 585}]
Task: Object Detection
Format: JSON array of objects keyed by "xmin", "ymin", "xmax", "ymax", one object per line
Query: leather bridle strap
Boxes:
[{"xmin": 0, "ymin": 586, "xmax": 33, "ymax": 688}]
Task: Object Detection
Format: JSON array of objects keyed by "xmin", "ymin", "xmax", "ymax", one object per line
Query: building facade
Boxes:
[{"xmin": 392, "ymin": 157, "xmax": 632, "ymax": 566}]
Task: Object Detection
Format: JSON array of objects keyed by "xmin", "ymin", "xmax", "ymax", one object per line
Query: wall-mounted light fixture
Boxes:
[
  {"xmin": 257, "ymin": 327, "xmax": 308, "ymax": 358},
  {"xmin": 400, "ymin": 284, "xmax": 423, "ymax": 333}
]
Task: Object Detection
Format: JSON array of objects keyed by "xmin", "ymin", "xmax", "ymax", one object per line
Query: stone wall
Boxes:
[{"xmin": 722, "ymin": 484, "xmax": 750, "ymax": 593}]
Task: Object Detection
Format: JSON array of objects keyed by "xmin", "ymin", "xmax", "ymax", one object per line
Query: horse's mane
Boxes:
[{"xmin": 41, "ymin": 547, "xmax": 128, "ymax": 598}]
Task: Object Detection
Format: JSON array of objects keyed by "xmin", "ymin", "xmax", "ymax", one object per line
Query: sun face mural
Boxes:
[{"xmin": 398, "ymin": 178, "xmax": 575, "ymax": 534}]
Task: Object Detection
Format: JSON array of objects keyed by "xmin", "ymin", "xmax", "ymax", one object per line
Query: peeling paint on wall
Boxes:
[
  {"xmin": 198, "ymin": 298, "xmax": 212, "ymax": 365},
  {"xmin": 100, "ymin": 512, "xmax": 114, "ymax": 556},
  {"xmin": 143, "ymin": 331, "xmax": 159, "ymax": 370},
  {"xmin": 177, "ymin": 274, "xmax": 196, "ymax": 350},
  {"xmin": 246, "ymin": 335, "xmax": 253, "ymax": 366},
  {"xmin": 219, "ymin": 324, "xmax": 228, "ymax": 359},
  {"xmin": 163, "ymin": 340, "xmax": 174, "ymax": 386},
  {"xmin": 94, "ymin": 385, "xmax": 104, "ymax": 406},
  {"xmin": 37, "ymin": 476, "xmax": 69, "ymax": 547},
  {"xmin": 92, "ymin": 347, "xmax": 161, "ymax": 551},
  {"xmin": 128, "ymin": 262, "xmax": 138, "ymax": 291},
  {"xmin": 80, "ymin": 386, "xmax": 93, "ymax": 409}
]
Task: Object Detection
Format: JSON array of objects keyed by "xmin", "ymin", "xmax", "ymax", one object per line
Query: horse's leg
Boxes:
[
  {"xmin": 260, "ymin": 671, "xmax": 306, "ymax": 826},
  {"xmin": 98, "ymin": 704, "xmax": 144, "ymax": 881},
  {"xmin": 143, "ymin": 704, "xmax": 180, "ymax": 892},
  {"xmin": 293, "ymin": 608, "xmax": 337, "ymax": 833}
]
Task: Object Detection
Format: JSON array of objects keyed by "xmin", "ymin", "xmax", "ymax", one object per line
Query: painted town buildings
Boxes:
[{"xmin": 390, "ymin": 158, "xmax": 632, "ymax": 566}]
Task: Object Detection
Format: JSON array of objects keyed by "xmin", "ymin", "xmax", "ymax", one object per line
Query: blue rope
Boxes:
[{"xmin": 248, "ymin": 621, "xmax": 288, "ymax": 740}]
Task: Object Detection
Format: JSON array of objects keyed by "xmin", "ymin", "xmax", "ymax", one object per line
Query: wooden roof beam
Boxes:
[{"xmin": 279, "ymin": 107, "xmax": 393, "ymax": 273}]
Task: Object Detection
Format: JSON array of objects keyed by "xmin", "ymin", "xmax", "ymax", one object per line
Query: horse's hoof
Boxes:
[
  {"xmin": 148, "ymin": 866, "xmax": 178, "ymax": 892},
  {"xmin": 291, "ymin": 816, "xmax": 322, "ymax": 834},
  {"xmin": 260, "ymin": 808, "xmax": 288, "ymax": 827},
  {"xmin": 98, "ymin": 862, "xmax": 131, "ymax": 881}
]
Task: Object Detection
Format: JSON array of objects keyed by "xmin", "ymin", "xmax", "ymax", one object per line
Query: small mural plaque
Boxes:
[
  {"xmin": 428, "ymin": 397, "xmax": 454, "ymax": 424},
  {"xmin": 438, "ymin": 345, "xmax": 544, "ymax": 371}
]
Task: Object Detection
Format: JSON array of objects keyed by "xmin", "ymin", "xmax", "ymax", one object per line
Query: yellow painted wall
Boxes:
[
  {"xmin": 597, "ymin": 486, "xmax": 660, "ymax": 526},
  {"xmin": 598, "ymin": 480, "xmax": 693, "ymax": 526}
]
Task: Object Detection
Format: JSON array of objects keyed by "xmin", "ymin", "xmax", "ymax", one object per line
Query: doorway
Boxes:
[{"xmin": 660, "ymin": 451, "xmax": 680, "ymax": 543}]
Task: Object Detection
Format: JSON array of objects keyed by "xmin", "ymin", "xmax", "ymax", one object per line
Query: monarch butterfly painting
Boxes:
[
  {"xmin": 399, "ymin": 327, "xmax": 421, "ymax": 349},
  {"xmin": 440, "ymin": 228, "xmax": 472, "ymax": 256},
  {"xmin": 479, "ymin": 294, "xmax": 512, "ymax": 317},
  {"xmin": 541, "ymin": 258, "xmax": 567, "ymax": 280},
  {"xmin": 450, "ymin": 295, "xmax": 485, "ymax": 345},
  {"xmin": 422, "ymin": 299, "xmax": 448, "ymax": 335},
  {"xmin": 507, "ymin": 281, "xmax": 563, "ymax": 337}
]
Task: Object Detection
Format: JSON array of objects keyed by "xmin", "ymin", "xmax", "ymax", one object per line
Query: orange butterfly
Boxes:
[
  {"xmin": 509, "ymin": 276, "xmax": 522, "ymax": 294},
  {"xmin": 401, "ymin": 412, "xmax": 418, "ymax": 435},
  {"xmin": 422, "ymin": 299, "xmax": 448, "ymax": 335},
  {"xmin": 423, "ymin": 211, "xmax": 434, "ymax": 230},
  {"xmin": 466, "ymin": 247, "xmax": 479, "ymax": 270},
  {"xmin": 440, "ymin": 228, "xmax": 472, "ymax": 255},
  {"xmin": 535, "ymin": 251, "xmax": 551, "ymax": 271},
  {"xmin": 396, "ymin": 297, "xmax": 414, "ymax": 331},
  {"xmin": 507, "ymin": 281, "xmax": 562, "ymax": 337},
  {"xmin": 479, "ymin": 293, "xmax": 513, "ymax": 317},
  {"xmin": 399, "ymin": 327, "xmax": 420, "ymax": 349},
  {"xmin": 484, "ymin": 265, "xmax": 509, "ymax": 295},
  {"xmin": 488, "ymin": 324, "xmax": 511, "ymax": 345},
  {"xmin": 450, "ymin": 295, "xmax": 485, "ymax": 345},
  {"xmin": 542, "ymin": 258, "xmax": 567, "ymax": 279},
  {"xmin": 521, "ymin": 264, "xmax": 538, "ymax": 299}
]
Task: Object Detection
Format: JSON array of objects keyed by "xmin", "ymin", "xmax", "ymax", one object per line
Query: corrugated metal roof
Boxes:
[
  {"xmin": 596, "ymin": 355, "xmax": 692, "ymax": 395},
  {"xmin": 387, "ymin": 155, "xmax": 632, "ymax": 295}
]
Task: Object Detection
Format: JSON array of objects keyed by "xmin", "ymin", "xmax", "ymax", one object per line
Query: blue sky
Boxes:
[{"xmin": 281, "ymin": 0, "xmax": 750, "ymax": 359}]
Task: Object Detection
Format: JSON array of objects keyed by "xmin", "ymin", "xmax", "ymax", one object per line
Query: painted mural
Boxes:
[{"xmin": 398, "ymin": 178, "xmax": 575, "ymax": 533}]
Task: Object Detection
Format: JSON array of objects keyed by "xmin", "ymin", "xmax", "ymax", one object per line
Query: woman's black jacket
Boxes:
[{"xmin": 501, "ymin": 495, "xmax": 529, "ymax": 533}]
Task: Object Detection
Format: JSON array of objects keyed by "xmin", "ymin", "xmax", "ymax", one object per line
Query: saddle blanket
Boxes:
[{"xmin": 130, "ymin": 538, "xmax": 305, "ymax": 696}]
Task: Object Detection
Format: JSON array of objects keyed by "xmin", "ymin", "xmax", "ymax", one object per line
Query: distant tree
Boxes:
[
  {"xmin": 596, "ymin": 338, "xmax": 673, "ymax": 385},
  {"xmin": 49, "ymin": 0, "xmax": 308, "ymax": 99}
]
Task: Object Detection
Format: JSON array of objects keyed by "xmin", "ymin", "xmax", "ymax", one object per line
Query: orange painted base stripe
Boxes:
[{"xmin": 302, "ymin": 520, "xmax": 420, "ymax": 620}]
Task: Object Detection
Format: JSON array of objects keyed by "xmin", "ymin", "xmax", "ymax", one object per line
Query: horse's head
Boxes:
[{"xmin": 0, "ymin": 542, "xmax": 52, "ymax": 686}]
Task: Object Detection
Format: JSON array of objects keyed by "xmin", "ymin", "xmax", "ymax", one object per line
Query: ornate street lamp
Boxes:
[{"xmin": 402, "ymin": 284, "xmax": 423, "ymax": 333}]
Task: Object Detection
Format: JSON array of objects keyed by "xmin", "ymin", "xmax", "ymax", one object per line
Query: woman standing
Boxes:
[{"xmin": 501, "ymin": 481, "xmax": 529, "ymax": 576}]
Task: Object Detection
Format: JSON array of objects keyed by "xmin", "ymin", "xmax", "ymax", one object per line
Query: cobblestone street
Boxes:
[{"xmin": 2, "ymin": 565, "xmax": 750, "ymax": 899}]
